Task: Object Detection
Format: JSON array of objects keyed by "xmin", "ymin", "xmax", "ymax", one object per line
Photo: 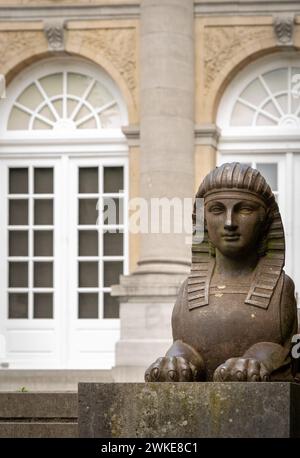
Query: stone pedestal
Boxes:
[{"xmin": 78, "ymin": 382, "xmax": 300, "ymax": 438}]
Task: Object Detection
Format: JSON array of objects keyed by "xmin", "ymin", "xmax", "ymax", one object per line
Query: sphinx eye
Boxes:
[
  {"xmin": 208, "ymin": 205, "xmax": 225, "ymax": 214},
  {"xmin": 238, "ymin": 205, "xmax": 255, "ymax": 214}
]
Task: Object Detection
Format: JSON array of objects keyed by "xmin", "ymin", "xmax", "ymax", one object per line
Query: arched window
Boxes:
[
  {"xmin": 7, "ymin": 70, "xmax": 122, "ymax": 131},
  {"xmin": 229, "ymin": 65, "xmax": 300, "ymax": 128},
  {"xmin": 0, "ymin": 58, "xmax": 129, "ymax": 370},
  {"xmin": 217, "ymin": 54, "xmax": 300, "ymax": 305}
]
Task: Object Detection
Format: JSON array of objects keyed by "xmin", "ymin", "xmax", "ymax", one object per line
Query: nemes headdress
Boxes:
[{"xmin": 188, "ymin": 162, "xmax": 285, "ymax": 310}]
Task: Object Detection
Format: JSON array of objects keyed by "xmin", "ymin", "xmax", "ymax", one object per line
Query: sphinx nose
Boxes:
[{"xmin": 224, "ymin": 209, "xmax": 238, "ymax": 231}]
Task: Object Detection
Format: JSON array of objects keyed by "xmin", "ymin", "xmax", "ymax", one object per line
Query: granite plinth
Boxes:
[{"xmin": 78, "ymin": 382, "xmax": 300, "ymax": 438}]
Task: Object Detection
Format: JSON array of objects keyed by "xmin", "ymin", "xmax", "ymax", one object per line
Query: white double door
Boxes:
[{"xmin": 0, "ymin": 156, "xmax": 126, "ymax": 369}]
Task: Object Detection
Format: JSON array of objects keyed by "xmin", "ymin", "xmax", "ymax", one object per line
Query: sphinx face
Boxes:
[{"xmin": 205, "ymin": 196, "xmax": 266, "ymax": 258}]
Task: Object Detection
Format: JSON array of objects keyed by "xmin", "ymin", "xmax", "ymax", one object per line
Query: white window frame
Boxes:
[
  {"xmin": 0, "ymin": 57, "xmax": 129, "ymax": 369},
  {"xmin": 0, "ymin": 157, "xmax": 64, "ymax": 369},
  {"xmin": 67, "ymin": 156, "xmax": 129, "ymax": 369}
]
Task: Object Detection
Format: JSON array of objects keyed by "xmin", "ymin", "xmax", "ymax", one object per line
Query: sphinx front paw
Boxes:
[
  {"xmin": 144, "ymin": 356, "xmax": 201, "ymax": 382},
  {"xmin": 213, "ymin": 357, "xmax": 270, "ymax": 382}
]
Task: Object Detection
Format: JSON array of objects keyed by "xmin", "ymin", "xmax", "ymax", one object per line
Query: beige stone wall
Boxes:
[{"xmin": 194, "ymin": 144, "xmax": 216, "ymax": 193}]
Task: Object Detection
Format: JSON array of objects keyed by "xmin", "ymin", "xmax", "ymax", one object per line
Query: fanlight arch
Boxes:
[
  {"xmin": 217, "ymin": 54, "xmax": 300, "ymax": 129},
  {"xmin": 1, "ymin": 57, "xmax": 128, "ymax": 137}
]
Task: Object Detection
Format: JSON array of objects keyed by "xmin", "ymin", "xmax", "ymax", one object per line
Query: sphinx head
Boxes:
[{"xmin": 194, "ymin": 163, "xmax": 278, "ymax": 259}]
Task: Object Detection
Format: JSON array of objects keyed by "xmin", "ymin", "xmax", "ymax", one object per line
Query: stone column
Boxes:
[
  {"xmin": 112, "ymin": 0, "xmax": 195, "ymax": 381},
  {"xmin": 138, "ymin": 0, "xmax": 195, "ymax": 275}
]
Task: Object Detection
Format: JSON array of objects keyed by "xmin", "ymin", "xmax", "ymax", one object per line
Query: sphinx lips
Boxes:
[{"xmin": 222, "ymin": 233, "xmax": 240, "ymax": 241}]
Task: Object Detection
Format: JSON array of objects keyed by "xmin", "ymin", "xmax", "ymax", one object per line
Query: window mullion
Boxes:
[
  {"xmin": 99, "ymin": 165, "xmax": 103, "ymax": 320},
  {"xmin": 28, "ymin": 166, "xmax": 34, "ymax": 320}
]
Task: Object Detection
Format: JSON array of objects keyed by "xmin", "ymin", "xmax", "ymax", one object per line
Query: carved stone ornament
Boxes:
[
  {"xmin": 273, "ymin": 15, "xmax": 294, "ymax": 46},
  {"xmin": 44, "ymin": 19, "xmax": 65, "ymax": 52}
]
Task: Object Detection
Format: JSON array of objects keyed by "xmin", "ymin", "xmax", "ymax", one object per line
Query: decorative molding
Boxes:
[
  {"xmin": 74, "ymin": 28, "xmax": 137, "ymax": 102},
  {"xmin": 195, "ymin": 124, "xmax": 221, "ymax": 149},
  {"xmin": 0, "ymin": 2, "xmax": 300, "ymax": 22},
  {"xmin": 0, "ymin": 30, "xmax": 46, "ymax": 71},
  {"xmin": 44, "ymin": 19, "xmax": 65, "ymax": 52},
  {"xmin": 203, "ymin": 25, "xmax": 270, "ymax": 93},
  {"xmin": 122, "ymin": 125, "xmax": 140, "ymax": 147},
  {"xmin": 0, "ymin": 4, "xmax": 140, "ymax": 22},
  {"xmin": 195, "ymin": 1, "xmax": 300, "ymax": 16},
  {"xmin": 273, "ymin": 14, "xmax": 295, "ymax": 46}
]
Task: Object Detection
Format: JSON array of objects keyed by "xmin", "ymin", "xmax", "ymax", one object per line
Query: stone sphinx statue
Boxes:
[{"xmin": 145, "ymin": 162, "xmax": 299, "ymax": 382}]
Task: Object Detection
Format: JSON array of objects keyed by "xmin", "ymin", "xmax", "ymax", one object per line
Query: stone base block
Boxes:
[
  {"xmin": 78, "ymin": 382, "xmax": 300, "ymax": 438},
  {"xmin": 0, "ymin": 392, "xmax": 78, "ymax": 438}
]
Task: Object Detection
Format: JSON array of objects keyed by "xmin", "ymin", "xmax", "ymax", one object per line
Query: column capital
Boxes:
[
  {"xmin": 122, "ymin": 125, "xmax": 140, "ymax": 147},
  {"xmin": 195, "ymin": 123, "xmax": 221, "ymax": 150}
]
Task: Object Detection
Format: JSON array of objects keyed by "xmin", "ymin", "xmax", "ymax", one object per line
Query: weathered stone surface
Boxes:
[
  {"xmin": 78, "ymin": 382, "xmax": 300, "ymax": 438},
  {"xmin": 0, "ymin": 423, "xmax": 77, "ymax": 439},
  {"xmin": 0, "ymin": 392, "xmax": 78, "ymax": 438},
  {"xmin": 0, "ymin": 392, "xmax": 77, "ymax": 418}
]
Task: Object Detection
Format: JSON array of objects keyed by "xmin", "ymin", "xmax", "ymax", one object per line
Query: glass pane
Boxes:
[
  {"xmin": 79, "ymin": 262, "xmax": 98, "ymax": 287},
  {"xmin": 291, "ymin": 67, "xmax": 300, "ymax": 104},
  {"xmin": 17, "ymin": 83, "xmax": 43, "ymax": 111},
  {"xmin": 74, "ymin": 105, "xmax": 90, "ymax": 122},
  {"xmin": 79, "ymin": 168, "xmax": 98, "ymax": 193},
  {"xmin": 256, "ymin": 163, "xmax": 278, "ymax": 190},
  {"xmin": 34, "ymin": 200, "xmax": 53, "ymax": 225},
  {"xmin": 9, "ymin": 231, "xmax": 28, "ymax": 257},
  {"xmin": 241, "ymin": 78, "xmax": 267, "ymax": 106},
  {"xmin": 231, "ymin": 102, "xmax": 254, "ymax": 126},
  {"xmin": 34, "ymin": 168, "xmax": 53, "ymax": 194},
  {"xmin": 67, "ymin": 98, "xmax": 78, "ymax": 118},
  {"xmin": 9, "ymin": 262, "xmax": 28, "ymax": 287},
  {"xmin": 9, "ymin": 200, "xmax": 28, "ymax": 225},
  {"xmin": 99, "ymin": 105, "xmax": 121, "ymax": 128},
  {"xmin": 9, "ymin": 293, "xmax": 28, "ymax": 319},
  {"xmin": 86, "ymin": 81, "xmax": 112, "ymax": 107},
  {"xmin": 78, "ymin": 118, "xmax": 97, "ymax": 129},
  {"xmin": 78, "ymin": 293, "xmax": 98, "ymax": 319},
  {"xmin": 103, "ymin": 198, "xmax": 123, "ymax": 225},
  {"xmin": 68, "ymin": 72, "xmax": 92, "ymax": 97},
  {"xmin": 33, "ymin": 119, "xmax": 51, "ymax": 130},
  {"xmin": 263, "ymin": 68, "xmax": 288, "ymax": 95},
  {"xmin": 103, "ymin": 261, "xmax": 123, "ymax": 287},
  {"xmin": 103, "ymin": 231, "xmax": 123, "ymax": 256},
  {"xmin": 79, "ymin": 199, "xmax": 98, "ymax": 225},
  {"xmin": 103, "ymin": 292, "xmax": 119, "ymax": 319},
  {"xmin": 79, "ymin": 230, "xmax": 98, "ymax": 256},
  {"xmin": 256, "ymin": 114, "xmax": 277, "ymax": 126},
  {"xmin": 104, "ymin": 167, "xmax": 123, "ymax": 193},
  {"xmin": 34, "ymin": 293, "xmax": 53, "ymax": 319},
  {"xmin": 7, "ymin": 106, "xmax": 30, "ymax": 130},
  {"xmin": 52, "ymin": 99, "xmax": 63, "ymax": 117},
  {"xmin": 39, "ymin": 105, "xmax": 56, "ymax": 122},
  {"xmin": 34, "ymin": 231, "xmax": 53, "ymax": 256},
  {"xmin": 39, "ymin": 74, "xmax": 63, "ymax": 98},
  {"xmin": 276, "ymin": 94, "xmax": 288, "ymax": 114},
  {"xmin": 9, "ymin": 168, "xmax": 28, "ymax": 194},
  {"xmin": 263, "ymin": 100, "xmax": 280, "ymax": 118},
  {"xmin": 34, "ymin": 262, "xmax": 53, "ymax": 287}
]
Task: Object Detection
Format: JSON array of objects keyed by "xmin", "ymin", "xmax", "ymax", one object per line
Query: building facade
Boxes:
[{"xmin": 0, "ymin": 0, "xmax": 299, "ymax": 388}]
